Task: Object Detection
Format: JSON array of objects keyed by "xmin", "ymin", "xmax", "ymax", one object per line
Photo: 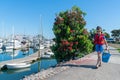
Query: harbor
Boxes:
[
  {"xmin": 0, "ymin": 50, "xmax": 38, "ymax": 69},
  {"xmin": 0, "ymin": 34, "xmax": 56, "ymax": 80},
  {"xmin": 1, "ymin": 0, "xmax": 120, "ymax": 80},
  {"xmin": 0, "ymin": 58, "xmax": 57, "ymax": 80},
  {"xmin": 0, "ymin": 47, "xmax": 57, "ymax": 80}
]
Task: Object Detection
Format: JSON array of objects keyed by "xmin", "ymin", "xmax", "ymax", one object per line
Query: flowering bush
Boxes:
[{"xmin": 52, "ymin": 6, "xmax": 93, "ymax": 62}]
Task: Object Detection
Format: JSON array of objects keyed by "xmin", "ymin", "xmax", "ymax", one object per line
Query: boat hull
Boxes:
[{"xmin": 6, "ymin": 63, "xmax": 31, "ymax": 69}]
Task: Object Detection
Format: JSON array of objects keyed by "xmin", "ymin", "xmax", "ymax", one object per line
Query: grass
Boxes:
[
  {"xmin": 108, "ymin": 43, "xmax": 120, "ymax": 53},
  {"xmin": 117, "ymin": 48, "xmax": 120, "ymax": 53}
]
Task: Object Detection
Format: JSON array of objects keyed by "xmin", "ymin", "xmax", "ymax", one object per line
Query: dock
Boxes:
[{"xmin": 0, "ymin": 50, "xmax": 41, "ymax": 69}]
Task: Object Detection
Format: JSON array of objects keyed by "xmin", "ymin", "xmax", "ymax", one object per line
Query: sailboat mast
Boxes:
[
  {"xmin": 38, "ymin": 15, "xmax": 42, "ymax": 58},
  {"xmin": 2, "ymin": 22, "xmax": 5, "ymax": 39},
  {"xmin": 12, "ymin": 25, "xmax": 15, "ymax": 39},
  {"xmin": 2, "ymin": 22, "xmax": 3, "ymax": 38},
  {"xmin": 12, "ymin": 25, "xmax": 15, "ymax": 49},
  {"xmin": 12, "ymin": 25, "xmax": 15, "ymax": 59},
  {"xmin": 40, "ymin": 15, "xmax": 43, "ymax": 41}
]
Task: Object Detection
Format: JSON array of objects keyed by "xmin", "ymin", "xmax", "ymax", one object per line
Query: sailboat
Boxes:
[
  {"xmin": 0, "ymin": 38, "xmax": 3, "ymax": 53},
  {"xmin": 5, "ymin": 62, "xmax": 31, "ymax": 69},
  {"xmin": 5, "ymin": 39, "xmax": 21, "ymax": 51},
  {"xmin": 0, "ymin": 22, "xmax": 6, "ymax": 52},
  {"xmin": 6, "ymin": 67, "xmax": 30, "ymax": 74},
  {"xmin": 2, "ymin": 26, "xmax": 21, "ymax": 52},
  {"xmin": 0, "ymin": 38, "xmax": 3, "ymax": 48}
]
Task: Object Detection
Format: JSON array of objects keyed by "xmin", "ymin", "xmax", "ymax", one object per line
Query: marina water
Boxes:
[{"xmin": 0, "ymin": 49, "xmax": 57, "ymax": 80}]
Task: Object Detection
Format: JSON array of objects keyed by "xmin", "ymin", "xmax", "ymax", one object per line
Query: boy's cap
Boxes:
[{"xmin": 96, "ymin": 26, "xmax": 102, "ymax": 30}]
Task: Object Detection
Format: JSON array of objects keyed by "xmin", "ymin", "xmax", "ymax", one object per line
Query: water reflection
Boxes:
[
  {"xmin": 38, "ymin": 61, "xmax": 41, "ymax": 72},
  {"xmin": 0, "ymin": 59, "xmax": 57, "ymax": 80},
  {"xmin": 0, "ymin": 48, "xmax": 35, "ymax": 61},
  {"xmin": 7, "ymin": 50, "xmax": 19, "ymax": 59},
  {"xmin": 3, "ymin": 67, "xmax": 31, "ymax": 74}
]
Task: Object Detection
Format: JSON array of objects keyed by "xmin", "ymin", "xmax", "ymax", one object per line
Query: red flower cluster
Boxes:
[
  {"xmin": 58, "ymin": 17, "xmax": 64, "ymax": 21},
  {"xmin": 54, "ymin": 22, "xmax": 60, "ymax": 25},
  {"xmin": 69, "ymin": 42, "xmax": 73, "ymax": 46},
  {"xmin": 61, "ymin": 40, "xmax": 69, "ymax": 45},
  {"xmin": 70, "ymin": 30, "xmax": 75, "ymax": 33},
  {"xmin": 54, "ymin": 16, "xmax": 64, "ymax": 25},
  {"xmin": 60, "ymin": 40, "xmax": 79, "ymax": 52},
  {"xmin": 61, "ymin": 40, "xmax": 73, "ymax": 51},
  {"xmin": 74, "ymin": 41, "xmax": 78, "ymax": 45},
  {"xmin": 68, "ymin": 46, "xmax": 72, "ymax": 51}
]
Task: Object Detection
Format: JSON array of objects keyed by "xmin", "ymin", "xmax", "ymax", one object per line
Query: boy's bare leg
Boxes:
[
  {"xmin": 99, "ymin": 53, "xmax": 102, "ymax": 66},
  {"xmin": 96, "ymin": 52, "xmax": 101, "ymax": 68}
]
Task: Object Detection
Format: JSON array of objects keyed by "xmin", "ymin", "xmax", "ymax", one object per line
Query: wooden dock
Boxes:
[{"xmin": 0, "ymin": 51, "xmax": 41, "ymax": 69}]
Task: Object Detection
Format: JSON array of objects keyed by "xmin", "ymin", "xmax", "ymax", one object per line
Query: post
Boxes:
[
  {"xmin": 12, "ymin": 25, "xmax": 15, "ymax": 60},
  {"xmin": 38, "ymin": 38, "xmax": 40, "ymax": 58},
  {"xmin": 38, "ymin": 14, "xmax": 42, "ymax": 58}
]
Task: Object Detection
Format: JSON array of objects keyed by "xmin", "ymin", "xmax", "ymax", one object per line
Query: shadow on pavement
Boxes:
[
  {"xmin": 80, "ymin": 65, "xmax": 96, "ymax": 69},
  {"xmin": 60, "ymin": 64, "xmax": 96, "ymax": 69}
]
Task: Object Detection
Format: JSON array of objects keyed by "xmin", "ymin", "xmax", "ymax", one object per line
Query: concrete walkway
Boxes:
[{"xmin": 45, "ymin": 46, "xmax": 120, "ymax": 80}]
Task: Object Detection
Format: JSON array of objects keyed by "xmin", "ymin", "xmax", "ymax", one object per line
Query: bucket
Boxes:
[{"xmin": 102, "ymin": 51, "xmax": 111, "ymax": 63}]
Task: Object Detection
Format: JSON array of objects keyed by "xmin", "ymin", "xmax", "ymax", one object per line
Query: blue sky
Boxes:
[{"xmin": 0, "ymin": 0, "xmax": 120, "ymax": 39}]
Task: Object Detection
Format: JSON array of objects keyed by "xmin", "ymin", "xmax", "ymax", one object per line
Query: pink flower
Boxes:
[{"xmin": 75, "ymin": 42, "xmax": 78, "ymax": 45}]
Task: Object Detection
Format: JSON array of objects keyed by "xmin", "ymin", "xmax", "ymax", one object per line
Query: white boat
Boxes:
[
  {"xmin": 40, "ymin": 45, "xmax": 44, "ymax": 49},
  {"xmin": 0, "ymin": 41, "xmax": 3, "ymax": 48},
  {"xmin": 21, "ymin": 39, "xmax": 31, "ymax": 51},
  {"xmin": 41, "ymin": 54, "xmax": 51, "ymax": 58},
  {"xmin": 0, "ymin": 39, "xmax": 4, "ymax": 52},
  {"xmin": 45, "ymin": 49, "xmax": 54, "ymax": 55},
  {"xmin": 44, "ymin": 41, "xmax": 51, "ymax": 48},
  {"xmin": 0, "ymin": 48, "xmax": 14, "ymax": 53},
  {"xmin": 33, "ymin": 44, "xmax": 44, "ymax": 50},
  {"xmin": 6, "ymin": 67, "xmax": 30, "ymax": 74},
  {"xmin": 5, "ymin": 62, "xmax": 31, "ymax": 69},
  {"xmin": 5, "ymin": 39, "xmax": 21, "ymax": 50},
  {"xmin": 41, "ymin": 50, "xmax": 54, "ymax": 58},
  {"xmin": 4, "ymin": 26, "xmax": 21, "ymax": 50}
]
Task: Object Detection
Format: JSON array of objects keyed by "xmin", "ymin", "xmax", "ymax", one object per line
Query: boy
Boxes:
[{"xmin": 94, "ymin": 26, "xmax": 108, "ymax": 68}]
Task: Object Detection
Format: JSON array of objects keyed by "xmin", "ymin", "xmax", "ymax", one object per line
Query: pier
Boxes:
[{"xmin": 0, "ymin": 50, "xmax": 42, "ymax": 69}]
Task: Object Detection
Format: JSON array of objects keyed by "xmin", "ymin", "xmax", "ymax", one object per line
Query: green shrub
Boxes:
[{"xmin": 52, "ymin": 6, "xmax": 93, "ymax": 63}]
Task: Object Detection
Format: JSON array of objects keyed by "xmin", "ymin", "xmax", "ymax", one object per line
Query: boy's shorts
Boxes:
[{"xmin": 95, "ymin": 44, "xmax": 104, "ymax": 53}]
